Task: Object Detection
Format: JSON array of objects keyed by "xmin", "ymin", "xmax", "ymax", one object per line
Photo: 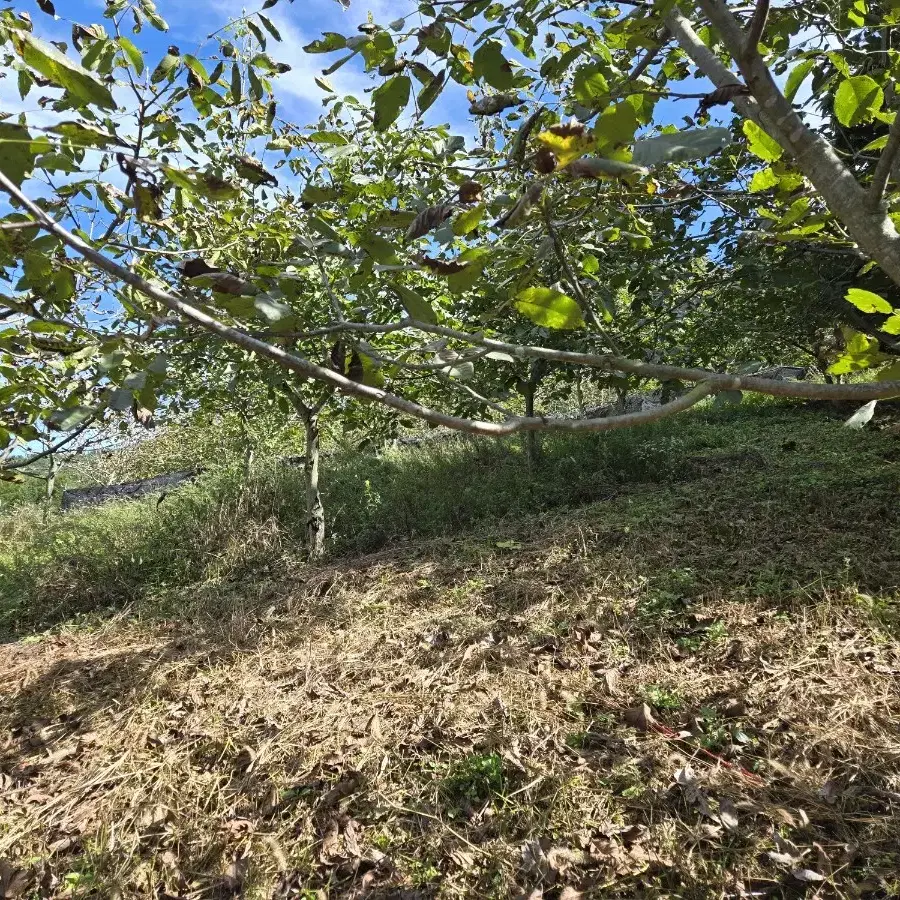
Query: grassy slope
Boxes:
[{"xmin": 1, "ymin": 402, "xmax": 899, "ymax": 899}]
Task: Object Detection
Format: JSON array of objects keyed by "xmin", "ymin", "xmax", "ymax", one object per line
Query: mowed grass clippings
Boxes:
[{"xmin": 2, "ymin": 462, "xmax": 900, "ymax": 900}]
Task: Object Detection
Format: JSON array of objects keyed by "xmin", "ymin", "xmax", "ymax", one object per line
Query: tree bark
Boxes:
[
  {"xmin": 304, "ymin": 412, "xmax": 325, "ymax": 561},
  {"xmin": 282, "ymin": 384, "xmax": 327, "ymax": 561}
]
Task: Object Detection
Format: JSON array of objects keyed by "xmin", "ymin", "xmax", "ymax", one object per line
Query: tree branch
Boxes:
[
  {"xmin": 867, "ymin": 110, "xmax": 900, "ymax": 210},
  {"xmin": 667, "ymin": 2, "xmax": 900, "ymax": 288},
  {"xmin": 626, "ymin": 27, "xmax": 669, "ymax": 81},
  {"xmin": 3, "ymin": 417, "xmax": 97, "ymax": 471},
  {"xmin": 3, "ymin": 170, "xmax": 900, "ymax": 445},
  {"xmin": 743, "ymin": 0, "xmax": 770, "ymax": 61},
  {"xmin": 0, "ymin": 171, "xmax": 726, "ymax": 435}
]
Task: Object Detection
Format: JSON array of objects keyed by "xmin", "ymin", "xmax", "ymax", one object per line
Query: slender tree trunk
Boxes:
[
  {"xmin": 43, "ymin": 455, "xmax": 60, "ymax": 524},
  {"xmin": 575, "ymin": 376, "xmax": 585, "ymax": 418},
  {"xmin": 522, "ymin": 382, "xmax": 537, "ymax": 470},
  {"xmin": 281, "ymin": 384, "xmax": 330, "ymax": 561},
  {"xmin": 304, "ymin": 413, "xmax": 325, "ymax": 560}
]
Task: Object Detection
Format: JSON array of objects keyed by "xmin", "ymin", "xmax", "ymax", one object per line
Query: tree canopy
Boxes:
[{"xmin": 4, "ymin": 0, "xmax": 900, "ymax": 481}]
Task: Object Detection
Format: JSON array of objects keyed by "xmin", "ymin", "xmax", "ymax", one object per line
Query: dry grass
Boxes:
[{"xmin": 2, "ymin": 474, "xmax": 899, "ymax": 899}]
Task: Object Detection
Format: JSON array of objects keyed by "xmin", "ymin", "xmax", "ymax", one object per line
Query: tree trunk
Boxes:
[
  {"xmin": 668, "ymin": 4, "xmax": 900, "ymax": 289},
  {"xmin": 304, "ymin": 413, "xmax": 325, "ymax": 561},
  {"xmin": 575, "ymin": 376, "xmax": 585, "ymax": 417},
  {"xmin": 522, "ymin": 381, "xmax": 538, "ymax": 470},
  {"xmin": 43, "ymin": 455, "xmax": 60, "ymax": 524}
]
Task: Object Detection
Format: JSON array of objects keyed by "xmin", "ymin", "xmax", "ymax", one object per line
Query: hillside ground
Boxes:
[{"xmin": 1, "ymin": 401, "xmax": 899, "ymax": 899}]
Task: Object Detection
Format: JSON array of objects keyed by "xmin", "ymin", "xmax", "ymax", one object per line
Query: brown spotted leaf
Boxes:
[
  {"xmin": 697, "ymin": 82, "xmax": 751, "ymax": 116},
  {"xmin": 469, "ymin": 92, "xmax": 521, "ymax": 115},
  {"xmin": 624, "ymin": 703, "xmax": 656, "ymax": 732},
  {"xmin": 195, "ymin": 271, "xmax": 256, "ymax": 296},
  {"xmin": 548, "ymin": 122, "xmax": 586, "ymax": 138},
  {"xmin": 458, "ymin": 180, "xmax": 483, "ymax": 204},
  {"xmin": 405, "ymin": 203, "xmax": 456, "ymax": 241},
  {"xmin": 180, "ymin": 257, "xmax": 219, "ymax": 278},
  {"xmin": 495, "ymin": 181, "xmax": 543, "ymax": 230},
  {"xmin": 417, "ymin": 254, "xmax": 469, "ymax": 275},
  {"xmin": 534, "ymin": 147, "xmax": 557, "ymax": 174},
  {"xmin": 567, "ymin": 157, "xmax": 647, "ymax": 180},
  {"xmin": 236, "ymin": 154, "xmax": 278, "ymax": 186}
]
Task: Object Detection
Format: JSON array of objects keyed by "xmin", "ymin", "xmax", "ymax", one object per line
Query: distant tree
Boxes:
[{"xmin": 4, "ymin": 0, "xmax": 900, "ymax": 496}]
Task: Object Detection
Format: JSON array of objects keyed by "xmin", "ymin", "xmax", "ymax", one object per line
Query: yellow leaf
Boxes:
[{"xmin": 535, "ymin": 130, "xmax": 595, "ymax": 167}]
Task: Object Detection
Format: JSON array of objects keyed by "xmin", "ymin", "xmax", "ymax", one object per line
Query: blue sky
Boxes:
[{"xmin": 5, "ymin": 0, "xmax": 727, "ymax": 148}]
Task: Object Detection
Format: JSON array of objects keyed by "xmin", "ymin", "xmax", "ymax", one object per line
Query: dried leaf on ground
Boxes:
[{"xmin": 624, "ymin": 703, "xmax": 656, "ymax": 731}]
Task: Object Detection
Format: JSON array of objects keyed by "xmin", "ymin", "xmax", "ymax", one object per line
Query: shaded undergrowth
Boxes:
[{"xmin": 2, "ymin": 400, "xmax": 900, "ymax": 638}]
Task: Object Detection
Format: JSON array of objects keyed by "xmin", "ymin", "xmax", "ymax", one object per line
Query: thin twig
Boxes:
[{"xmin": 3, "ymin": 418, "xmax": 97, "ymax": 472}]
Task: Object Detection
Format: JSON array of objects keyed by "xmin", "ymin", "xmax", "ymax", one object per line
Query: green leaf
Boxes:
[
  {"xmin": 417, "ymin": 70, "xmax": 446, "ymax": 114},
  {"xmin": 50, "ymin": 121, "xmax": 115, "ymax": 146},
  {"xmin": 360, "ymin": 233, "xmax": 399, "ymax": 263},
  {"xmin": 304, "ymin": 32, "xmax": 347, "ymax": 53},
  {"xmin": 473, "ymin": 40, "xmax": 516, "ymax": 90},
  {"xmin": 452, "ymin": 203, "xmax": 484, "ymax": 236},
  {"xmin": 247, "ymin": 19, "xmax": 267, "ymax": 50},
  {"xmin": 0, "ymin": 123, "xmax": 36, "ymax": 186},
  {"xmin": 828, "ymin": 329, "xmax": 885, "ymax": 374},
  {"xmin": 582, "ymin": 253, "xmax": 599, "ymax": 274},
  {"xmin": 515, "ymin": 286, "xmax": 584, "ymax": 329},
  {"xmin": 18, "ymin": 68, "xmax": 33, "ymax": 100},
  {"xmin": 372, "ymin": 75, "xmax": 410, "ymax": 131},
  {"xmin": 882, "ymin": 315, "xmax": 900, "ymax": 335},
  {"xmin": 49, "ymin": 405, "xmax": 95, "ymax": 430},
  {"xmin": 877, "ymin": 360, "xmax": 900, "ymax": 381},
  {"xmin": 27, "ymin": 320, "xmax": 71, "ymax": 334},
  {"xmin": 12, "ymin": 31, "xmax": 116, "ymax": 109},
  {"xmin": 594, "ymin": 101, "xmax": 639, "ymax": 148},
  {"xmin": 393, "ymin": 284, "xmax": 438, "ymax": 323},
  {"xmin": 230, "ymin": 62, "xmax": 241, "ymax": 101},
  {"xmin": 258, "ymin": 14, "xmax": 282, "ymax": 41},
  {"xmin": 359, "ymin": 352, "xmax": 385, "ymax": 388},
  {"xmin": 308, "ymin": 216, "xmax": 342, "ymax": 241},
  {"xmin": 834, "ymin": 75, "xmax": 883, "ymax": 127},
  {"xmin": 846, "ymin": 287, "xmax": 893, "ymax": 314},
  {"xmin": 118, "ymin": 36, "xmax": 144, "ymax": 74},
  {"xmin": 254, "ymin": 294, "xmax": 293, "ymax": 323},
  {"xmin": 139, "ymin": 0, "xmax": 168, "ymax": 30},
  {"xmin": 742, "ymin": 120, "xmax": 783, "ymax": 162},
  {"xmin": 247, "ymin": 67, "xmax": 264, "ymax": 101},
  {"xmin": 573, "ymin": 62, "xmax": 608, "ymax": 106},
  {"xmin": 632, "ymin": 127, "xmax": 732, "ymax": 166},
  {"xmin": 749, "ymin": 167, "xmax": 779, "ymax": 192},
  {"xmin": 784, "ymin": 58, "xmax": 815, "ymax": 102},
  {"xmin": 151, "ymin": 50, "xmax": 180, "ymax": 84},
  {"xmin": 323, "ymin": 51, "xmax": 357, "ymax": 76},
  {"xmin": 183, "ymin": 54, "xmax": 207, "ymax": 85},
  {"xmin": 108, "ymin": 387, "xmax": 133, "ymax": 411},
  {"xmin": 861, "ymin": 135, "xmax": 889, "ymax": 152}
]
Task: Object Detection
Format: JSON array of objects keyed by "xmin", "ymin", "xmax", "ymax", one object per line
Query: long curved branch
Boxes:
[
  {"xmin": 267, "ymin": 317, "xmax": 900, "ymax": 401},
  {"xmin": 0, "ymin": 172, "xmax": 722, "ymax": 436},
  {"xmin": 2, "ymin": 171, "xmax": 900, "ymax": 446}
]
